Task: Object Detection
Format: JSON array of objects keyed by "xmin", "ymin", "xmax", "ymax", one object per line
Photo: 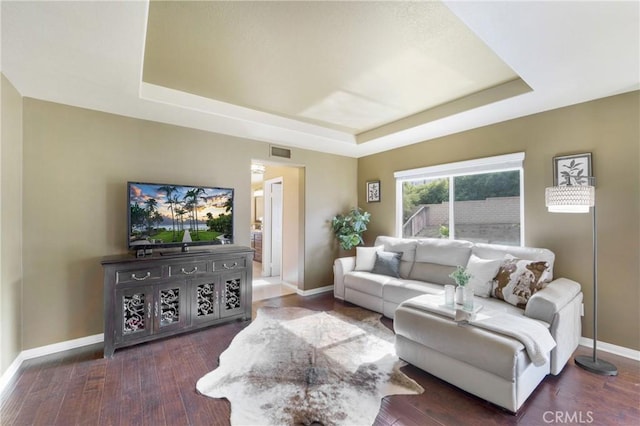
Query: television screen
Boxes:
[{"xmin": 128, "ymin": 181, "xmax": 234, "ymax": 250}]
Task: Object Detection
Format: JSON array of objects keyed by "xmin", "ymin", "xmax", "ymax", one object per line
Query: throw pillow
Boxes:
[
  {"xmin": 371, "ymin": 251, "xmax": 402, "ymax": 278},
  {"xmin": 491, "ymin": 256, "xmax": 551, "ymax": 308},
  {"xmin": 354, "ymin": 245, "xmax": 383, "ymax": 272},
  {"xmin": 466, "ymin": 254, "xmax": 503, "ymax": 298}
]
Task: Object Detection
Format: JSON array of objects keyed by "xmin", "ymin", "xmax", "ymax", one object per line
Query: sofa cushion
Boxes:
[
  {"xmin": 354, "ymin": 245, "xmax": 383, "ymax": 271},
  {"xmin": 466, "ymin": 254, "xmax": 503, "ymax": 298},
  {"xmin": 383, "ymin": 279, "xmax": 444, "ymax": 304},
  {"xmin": 394, "ymin": 305, "xmax": 531, "ymax": 381},
  {"xmin": 372, "ymin": 251, "xmax": 402, "ymax": 278},
  {"xmin": 343, "ymin": 272, "xmax": 392, "ymax": 298},
  {"xmin": 477, "ymin": 295, "xmax": 538, "ymax": 320},
  {"xmin": 492, "ymin": 256, "xmax": 551, "ymax": 308},
  {"xmin": 414, "ymin": 238, "xmax": 473, "ymax": 266},
  {"xmin": 396, "ymin": 294, "xmax": 550, "ymax": 376},
  {"xmin": 373, "ymin": 236, "xmax": 417, "ymax": 279},
  {"xmin": 408, "ymin": 262, "xmax": 456, "ymax": 286}
]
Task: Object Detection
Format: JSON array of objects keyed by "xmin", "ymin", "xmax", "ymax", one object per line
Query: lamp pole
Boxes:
[{"xmin": 574, "ymin": 195, "xmax": 617, "ymax": 375}]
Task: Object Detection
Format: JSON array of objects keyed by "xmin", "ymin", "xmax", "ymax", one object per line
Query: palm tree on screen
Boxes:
[
  {"xmin": 175, "ymin": 207, "xmax": 186, "ymax": 232},
  {"xmin": 189, "ymin": 187, "xmax": 207, "ymax": 238},
  {"xmin": 184, "ymin": 190, "xmax": 196, "ymax": 235},
  {"xmin": 144, "ymin": 198, "xmax": 158, "ymax": 234},
  {"xmin": 158, "ymin": 185, "xmax": 177, "ymax": 241}
]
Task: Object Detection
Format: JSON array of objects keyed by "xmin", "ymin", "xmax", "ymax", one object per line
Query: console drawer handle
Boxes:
[
  {"xmin": 180, "ymin": 267, "xmax": 198, "ymax": 275},
  {"xmin": 131, "ymin": 272, "xmax": 151, "ymax": 281},
  {"xmin": 223, "ymin": 262, "xmax": 238, "ymax": 270}
]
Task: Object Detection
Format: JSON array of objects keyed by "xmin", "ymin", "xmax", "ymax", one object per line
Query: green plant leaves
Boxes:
[
  {"xmin": 331, "ymin": 208, "xmax": 371, "ymax": 251},
  {"xmin": 449, "ymin": 265, "xmax": 472, "ymax": 286}
]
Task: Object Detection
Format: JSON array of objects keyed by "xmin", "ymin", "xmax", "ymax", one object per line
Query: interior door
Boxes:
[
  {"xmin": 262, "ymin": 178, "xmax": 283, "ymax": 278},
  {"xmin": 270, "ymin": 182, "xmax": 283, "ymax": 277}
]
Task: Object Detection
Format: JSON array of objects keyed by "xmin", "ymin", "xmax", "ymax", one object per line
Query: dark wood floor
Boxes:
[{"xmin": 1, "ymin": 293, "xmax": 639, "ymax": 425}]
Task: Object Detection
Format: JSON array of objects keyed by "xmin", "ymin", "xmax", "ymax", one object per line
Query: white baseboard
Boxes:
[
  {"xmin": 278, "ymin": 280, "xmax": 333, "ymax": 296},
  {"xmin": 281, "ymin": 281, "xmax": 298, "ymax": 292},
  {"xmin": 0, "ymin": 333, "xmax": 103, "ymax": 397},
  {"xmin": 0, "ymin": 352, "xmax": 25, "ymax": 396},
  {"xmin": 20, "ymin": 333, "xmax": 104, "ymax": 361},
  {"xmin": 579, "ymin": 337, "xmax": 639, "ymax": 361},
  {"xmin": 297, "ymin": 284, "xmax": 334, "ymax": 296}
]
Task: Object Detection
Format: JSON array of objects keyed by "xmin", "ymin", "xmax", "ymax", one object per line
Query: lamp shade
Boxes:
[{"xmin": 545, "ymin": 185, "xmax": 595, "ymax": 213}]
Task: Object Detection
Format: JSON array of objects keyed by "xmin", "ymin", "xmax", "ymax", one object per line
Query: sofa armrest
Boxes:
[
  {"xmin": 525, "ymin": 278, "xmax": 582, "ymax": 324},
  {"xmin": 525, "ymin": 277, "xmax": 583, "ymax": 374},
  {"xmin": 333, "ymin": 256, "xmax": 356, "ymax": 299}
]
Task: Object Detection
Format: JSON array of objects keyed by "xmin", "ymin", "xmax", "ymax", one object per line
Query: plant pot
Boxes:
[{"xmin": 455, "ymin": 286, "xmax": 464, "ymax": 305}]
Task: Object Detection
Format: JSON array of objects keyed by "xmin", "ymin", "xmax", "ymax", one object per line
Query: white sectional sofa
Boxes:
[{"xmin": 333, "ymin": 236, "xmax": 583, "ymax": 412}]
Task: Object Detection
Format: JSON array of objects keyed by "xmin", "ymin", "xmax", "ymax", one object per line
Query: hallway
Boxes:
[{"xmin": 252, "ymin": 261, "xmax": 296, "ymax": 302}]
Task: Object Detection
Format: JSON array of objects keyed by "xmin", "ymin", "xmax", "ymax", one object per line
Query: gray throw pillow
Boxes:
[{"xmin": 372, "ymin": 251, "xmax": 402, "ymax": 278}]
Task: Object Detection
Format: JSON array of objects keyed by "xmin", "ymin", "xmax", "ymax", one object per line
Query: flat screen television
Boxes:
[{"xmin": 128, "ymin": 181, "xmax": 234, "ymax": 251}]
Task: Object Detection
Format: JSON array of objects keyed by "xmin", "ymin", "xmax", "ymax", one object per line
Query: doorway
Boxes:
[{"xmin": 250, "ymin": 162, "xmax": 301, "ymax": 301}]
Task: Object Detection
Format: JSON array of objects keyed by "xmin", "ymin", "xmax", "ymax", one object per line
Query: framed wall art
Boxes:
[
  {"xmin": 366, "ymin": 180, "xmax": 381, "ymax": 203},
  {"xmin": 553, "ymin": 153, "xmax": 592, "ymax": 186}
]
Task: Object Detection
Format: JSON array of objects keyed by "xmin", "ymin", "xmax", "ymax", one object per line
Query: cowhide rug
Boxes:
[{"xmin": 196, "ymin": 306, "xmax": 423, "ymax": 426}]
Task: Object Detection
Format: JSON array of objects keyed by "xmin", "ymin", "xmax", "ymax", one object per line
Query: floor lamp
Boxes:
[{"xmin": 545, "ymin": 181, "xmax": 618, "ymax": 375}]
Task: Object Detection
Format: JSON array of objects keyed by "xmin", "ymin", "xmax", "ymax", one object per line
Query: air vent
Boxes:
[{"xmin": 270, "ymin": 146, "xmax": 291, "ymax": 159}]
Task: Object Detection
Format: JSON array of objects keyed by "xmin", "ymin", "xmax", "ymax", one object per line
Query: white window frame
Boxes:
[{"xmin": 394, "ymin": 152, "xmax": 526, "ymax": 245}]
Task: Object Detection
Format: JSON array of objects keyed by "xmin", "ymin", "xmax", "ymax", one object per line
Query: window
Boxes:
[{"xmin": 395, "ymin": 153, "xmax": 524, "ymax": 246}]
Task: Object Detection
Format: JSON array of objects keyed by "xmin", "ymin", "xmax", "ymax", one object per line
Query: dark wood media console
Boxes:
[{"xmin": 101, "ymin": 246, "xmax": 253, "ymax": 357}]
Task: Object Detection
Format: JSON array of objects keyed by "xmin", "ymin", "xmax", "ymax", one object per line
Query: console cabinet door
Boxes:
[
  {"xmin": 220, "ymin": 271, "xmax": 245, "ymax": 318},
  {"xmin": 115, "ymin": 286, "xmax": 153, "ymax": 344},
  {"xmin": 190, "ymin": 277, "xmax": 219, "ymax": 326},
  {"xmin": 155, "ymin": 281, "xmax": 188, "ymax": 333},
  {"xmin": 103, "ymin": 247, "xmax": 253, "ymax": 357}
]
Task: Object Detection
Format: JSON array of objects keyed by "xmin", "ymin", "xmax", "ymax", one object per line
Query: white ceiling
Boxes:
[{"xmin": 1, "ymin": 1, "xmax": 638, "ymax": 158}]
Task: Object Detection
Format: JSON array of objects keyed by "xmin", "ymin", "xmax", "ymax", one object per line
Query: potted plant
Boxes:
[
  {"xmin": 449, "ymin": 265, "xmax": 472, "ymax": 304},
  {"xmin": 331, "ymin": 208, "xmax": 371, "ymax": 251}
]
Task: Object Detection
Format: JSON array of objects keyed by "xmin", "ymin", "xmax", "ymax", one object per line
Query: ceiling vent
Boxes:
[{"xmin": 270, "ymin": 145, "xmax": 291, "ymax": 159}]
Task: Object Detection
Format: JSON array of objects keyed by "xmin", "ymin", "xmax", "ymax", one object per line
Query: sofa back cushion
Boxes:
[
  {"xmin": 374, "ymin": 236, "xmax": 417, "ymax": 279},
  {"xmin": 408, "ymin": 238, "xmax": 473, "ymax": 285},
  {"xmin": 414, "ymin": 238, "xmax": 473, "ymax": 265},
  {"xmin": 409, "ymin": 263, "xmax": 457, "ymax": 286}
]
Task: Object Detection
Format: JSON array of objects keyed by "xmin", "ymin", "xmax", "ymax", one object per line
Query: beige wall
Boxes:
[
  {"xmin": 1, "ymin": 74, "xmax": 24, "ymax": 375},
  {"xmin": 302, "ymin": 152, "xmax": 357, "ymax": 288},
  {"xmin": 21, "ymin": 98, "xmax": 356, "ymax": 350},
  {"xmin": 358, "ymin": 91, "xmax": 640, "ymax": 351}
]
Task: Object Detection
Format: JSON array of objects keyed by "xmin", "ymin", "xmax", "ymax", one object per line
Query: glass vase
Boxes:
[{"xmin": 455, "ymin": 285, "xmax": 464, "ymax": 304}]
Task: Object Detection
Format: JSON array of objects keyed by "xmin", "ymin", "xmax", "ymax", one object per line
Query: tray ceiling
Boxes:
[
  {"xmin": 143, "ymin": 1, "xmax": 527, "ymax": 137},
  {"xmin": 2, "ymin": 1, "xmax": 638, "ymax": 157}
]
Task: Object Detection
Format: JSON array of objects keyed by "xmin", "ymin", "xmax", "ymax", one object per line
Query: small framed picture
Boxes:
[
  {"xmin": 553, "ymin": 153, "xmax": 592, "ymax": 186},
  {"xmin": 366, "ymin": 180, "xmax": 381, "ymax": 203}
]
